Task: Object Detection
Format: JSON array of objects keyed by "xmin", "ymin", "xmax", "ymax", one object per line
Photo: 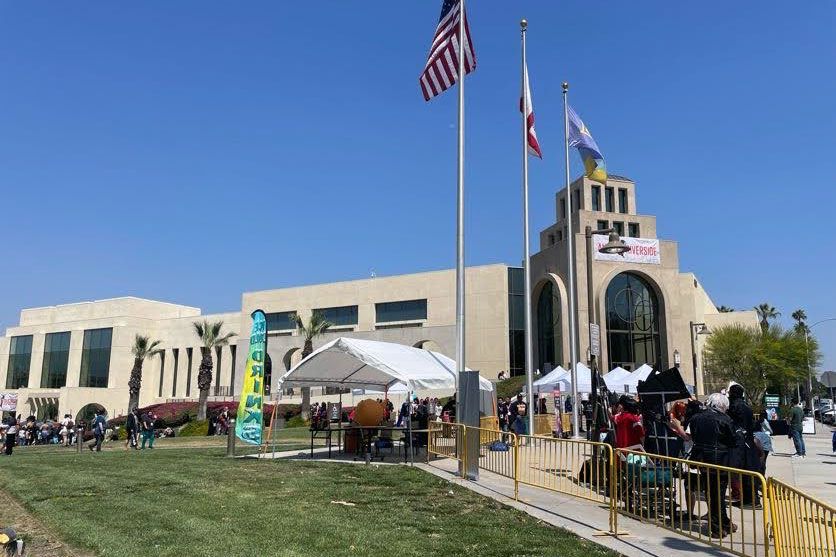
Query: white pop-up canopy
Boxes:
[
  {"xmin": 278, "ymin": 337, "xmax": 494, "ymax": 393},
  {"xmin": 532, "ymin": 366, "xmax": 568, "ymax": 394},
  {"xmin": 615, "ymin": 363, "xmax": 654, "ymax": 393},
  {"xmin": 603, "ymin": 366, "xmax": 633, "ymax": 392},
  {"xmin": 532, "ymin": 363, "xmax": 593, "ymax": 393}
]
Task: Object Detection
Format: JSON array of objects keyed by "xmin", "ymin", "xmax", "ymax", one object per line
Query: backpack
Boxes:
[{"xmin": 489, "ymin": 440, "xmax": 509, "ymax": 452}]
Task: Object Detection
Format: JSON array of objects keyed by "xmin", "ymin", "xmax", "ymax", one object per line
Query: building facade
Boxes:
[
  {"xmin": 0, "ymin": 174, "xmax": 758, "ymax": 421},
  {"xmin": 530, "ymin": 174, "xmax": 758, "ymax": 394}
]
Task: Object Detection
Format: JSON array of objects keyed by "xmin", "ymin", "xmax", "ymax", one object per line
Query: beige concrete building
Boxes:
[
  {"xmin": 530, "ymin": 174, "xmax": 758, "ymax": 395},
  {"xmin": 0, "ymin": 174, "xmax": 757, "ymax": 421}
]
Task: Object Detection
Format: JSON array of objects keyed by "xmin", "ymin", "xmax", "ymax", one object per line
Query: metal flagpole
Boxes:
[
  {"xmin": 562, "ymin": 82, "xmax": 581, "ymax": 437},
  {"xmin": 454, "ymin": 0, "xmax": 467, "ymax": 425},
  {"xmin": 452, "ymin": 0, "xmax": 468, "ymax": 479},
  {"xmin": 521, "ymin": 20, "xmax": 535, "ymax": 437}
]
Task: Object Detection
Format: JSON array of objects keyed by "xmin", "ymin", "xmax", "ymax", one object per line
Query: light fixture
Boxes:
[
  {"xmin": 697, "ymin": 324, "xmax": 712, "ymax": 335},
  {"xmin": 598, "ymin": 231, "xmax": 630, "ymax": 256}
]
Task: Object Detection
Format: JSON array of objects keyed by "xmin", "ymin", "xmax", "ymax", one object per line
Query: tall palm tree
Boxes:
[
  {"xmin": 754, "ymin": 303, "xmax": 780, "ymax": 333},
  {"xmin": 716, "ymin": 305, "xmax": 735, "ymax": 313},
  {"xmin": 791, "ymin": 308, "xmax": 808, "ymax": 334},
  {"xmin": 193, "ymin": 320, "xmax": 237, "ymax": 420},
  {"xmin": 128, "ymin": 335, "xmax": 163, "ymax": 412},
  {"xmin": 293, "ymin": 312, "xmax": 331, "ymax": 420}
]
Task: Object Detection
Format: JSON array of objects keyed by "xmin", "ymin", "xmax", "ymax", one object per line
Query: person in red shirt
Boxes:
[{"xmin": 613, "ymin": 396, "xmax": 645, "ymax": 449}]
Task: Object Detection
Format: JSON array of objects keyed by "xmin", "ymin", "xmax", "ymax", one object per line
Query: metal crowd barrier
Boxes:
[
  {"xmin": 470, "ymin": 427, "xmax": 518, "ymax": 492},
  {"xmin": 428, "ymin": 421, "xmax": 466, "ymax": 471},
  {"xmin": 479, "ymin": 416, "xmax": 499, "ymax": 432},
  {"xmin": 768, "ymin": 477, "xmax": 836, "ymax": 557},
  {"xmin": 613, "ymin": 448, "xmax": 770, "ymax": 557},
  {"xmin": 516, "ymin": 434, "xmax": 614, "ymax": 510}
]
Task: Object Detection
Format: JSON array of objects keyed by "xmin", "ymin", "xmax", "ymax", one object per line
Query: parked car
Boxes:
[
  {"xmin": 822, "ymin": 409, "xmax": 836, "ymax": 425},
  {"xmin": 815, "ymin": 404, "xmax": 833, "ymax": 420}
]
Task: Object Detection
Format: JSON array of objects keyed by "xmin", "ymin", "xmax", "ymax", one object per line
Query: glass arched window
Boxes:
[
  {"xmin": 537, "ymin": 282, "xmax": 563, "ymax": 372},
  {"xmin": 605, "ymin": 272, "xmax": 662, "ymax": 371}
]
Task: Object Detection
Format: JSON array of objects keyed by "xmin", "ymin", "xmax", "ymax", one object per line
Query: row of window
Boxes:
[
  {"xmin": 559, "ymin": 185, "xmax": 630, "ymax": 219},
  {"xmin": 264, "ymin": 300, "xmax": 428, "ymax": 332},
  {"xmin": 5, "ymin": 328, "xmax": 113, "ymax": 390},
  {"xmin": 597, "ymin": 220, "xmax": 641, "ymax": 238}
]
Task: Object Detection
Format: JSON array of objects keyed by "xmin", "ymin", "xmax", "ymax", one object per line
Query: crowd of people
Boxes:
[{"xmin": 0, "ymin": 413, "xmax": 81, "ymax": 453}]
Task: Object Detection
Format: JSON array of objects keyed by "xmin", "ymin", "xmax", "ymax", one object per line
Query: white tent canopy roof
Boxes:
[
  {"xmin": 532, "ymin": 363, "xmax": 593, "ymax": 393},
  {"xmin": 603, "ymin": 366, "xmax": 633, "ymax": 392},
  {"xmin": 278, "ymin": 337, "xmax": 494, "ymax": 393}
]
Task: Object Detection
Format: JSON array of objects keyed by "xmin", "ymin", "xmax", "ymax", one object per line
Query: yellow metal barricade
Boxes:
[
  {"xmin": 516, "ymin": 434, "xmax": 614, "ymax": 514},
  {"xmin": 465, "ymin": 426, "xmax": 517, "ymax": 484},
  {"xmin": 533, "ymin": 414, "xmax": 553, "ymax": 435},
  {"xmin": 769, "ymin": 477, "xmax": 836, "ymax": 557},
  {"xmin": 428, "ymin": 421, "xmax": 466, "ymax": 470},
  {"xmin": 613, "ymin": 448, "xmax": 770, "ymax": 557},
  {"xmin": 480, "ymin": 416, "xmax": 499, "ymax": 433}
]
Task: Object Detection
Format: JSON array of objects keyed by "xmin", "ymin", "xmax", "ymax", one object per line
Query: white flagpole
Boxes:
[
  {"xmin": 521, "ymin": 19, "xmax": 535, "ymax": 437},
  {"xmin": 562, "ymin": 82, "xmax": 581, "ymax": 437},
  {"xmin": 455, "ymin": 0, "xmax": 467, "ymax": 423}
]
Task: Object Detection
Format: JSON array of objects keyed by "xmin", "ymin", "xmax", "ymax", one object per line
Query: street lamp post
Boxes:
[
  {"xmin": 584, "ymin": 225, "xmax": 629, "ymax": 435},
  {"xmin": 689, "ymin": 322, "xmax": 712, "ymax": 396}
]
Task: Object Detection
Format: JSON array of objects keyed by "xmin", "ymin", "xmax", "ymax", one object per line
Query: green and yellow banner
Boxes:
[{"xmin": 236, "ymin": 309, "xmax": 267, "ymax": 445}]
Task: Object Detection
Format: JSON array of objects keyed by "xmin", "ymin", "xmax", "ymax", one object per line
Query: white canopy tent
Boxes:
[
  {"xmin": 531, "ymin": 366, "xmax": 568, "ymax": 394},
  {"xmin": 532, "ymin": 363, "xmax": 594, "ymax": 393},
  {"xmin": 603, "ymin": 366, "xmax": 633, "ymax": 393},
  {"xmin": 278, "ymin": 337, "xmax": 494, "ymax": 394},
  {"xmin": 614, "ymin": 363, "xmax": 654, "ymax": 394}
]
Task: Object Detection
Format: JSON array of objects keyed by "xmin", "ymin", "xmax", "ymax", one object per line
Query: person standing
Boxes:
[
  {"xmin": 140, "ymin": 411, "xmax": 155, "ymax": 449},
  {"xmin": 727, "ymin": 384, "xmax": 761, "ymax": 508},
  {"xmin": 3, "ymin": 414, "xmax": 18, "ymax": 456},
  {"xmin": 88, "ymin": 409, "xmax": 107, "ymax": 452},
  {"xmin": 789, "ymin": 399, "xmax": 806, "ymax": 459},
  {"xmin": 125, "ymin": 408, "xmax": 139, "ymax": 450},
  {"xmin": 509, "ymin": 394, "xmax": 529, "ymax": 437},
  {"xmin": 497, "ymin": 398, "xmax": 509, "ymax": 432},
  {"xmin": 689, "ymin": 393, "xmax": 740, "ymax": 538}
]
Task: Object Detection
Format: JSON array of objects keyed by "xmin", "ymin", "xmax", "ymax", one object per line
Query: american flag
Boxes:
[{"xmin": 419, "ymin": 0, "xmax": 476, "ymax": 102}]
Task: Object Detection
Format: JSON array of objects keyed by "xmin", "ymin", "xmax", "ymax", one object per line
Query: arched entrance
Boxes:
[
  {"xmin": 413, "ymin": 340, "xmax": 441, "ymax": 352},
  {"xmin": 605, "ymin": 272, "xmax": 663, "ymax": 371},
  {"xmin": 536, "ymin": 281, "xmax": 563, "ymax": 373},
  {"xmin": 76, "ymin": 403, "xmax": 106, "ymax": 424},
  {"xmin": 282, "ymin": 348, "xmax": 303, "ymax": 396}
]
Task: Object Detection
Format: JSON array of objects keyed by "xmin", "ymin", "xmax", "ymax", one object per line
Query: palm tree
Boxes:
[
  {"xmin": 754, "ymin": 303, "xmax": 780, "ymax": 333},
  {"xmin": 293, "ymin": 312, "xmax": 331, "ymax": 420},
  {"xmin": 128, "ymin": 335, "xmax": 163, "ymax": 412},
  {"xmin": 193, "ymin": 320, "xmax": 237, "ymax": 421},
  {"xmin": 716, "ymin": 305, "xmax": 735, "ymax": 313},
  {"xmin": 791, "ymin": 308, "xmax": 808, "ymax": 334}
]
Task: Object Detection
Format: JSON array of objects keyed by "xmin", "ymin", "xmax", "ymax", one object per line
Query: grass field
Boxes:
[{"xmin": 0, "ymin": 444, "xmax": 618, "ymax": 557}]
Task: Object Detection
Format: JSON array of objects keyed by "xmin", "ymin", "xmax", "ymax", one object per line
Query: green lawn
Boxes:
[{"xmin": 0, "ymin": 447, "xmax": 618, "ymax": 557}]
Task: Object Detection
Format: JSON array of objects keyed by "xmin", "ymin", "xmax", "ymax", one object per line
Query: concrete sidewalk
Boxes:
[
  {"xmin": 419, "ymin": 458, "xmax": 736, "ymax": 557},
  {"xmin": 760, "ymin": 424, "xmax": 836, "ymax": 507}
]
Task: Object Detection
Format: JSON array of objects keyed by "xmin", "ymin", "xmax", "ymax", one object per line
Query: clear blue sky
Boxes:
[{"xmin": 2, "ymin": 2, "xmax": 835, "ymax": 369}]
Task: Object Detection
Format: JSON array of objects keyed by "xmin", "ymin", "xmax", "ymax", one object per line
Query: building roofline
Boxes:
[
  {"xmin": 242, "ymin": 262, "xmax": 511, "ymax": 297},
  {"xmin": 20, "ymin": 296, "xmax": 201, "ymax": 314}
]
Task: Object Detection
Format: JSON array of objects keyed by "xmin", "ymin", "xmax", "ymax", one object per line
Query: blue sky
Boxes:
[{"xmin": 2, "ymin": 2, "xmax": 835, "ymax": 369}]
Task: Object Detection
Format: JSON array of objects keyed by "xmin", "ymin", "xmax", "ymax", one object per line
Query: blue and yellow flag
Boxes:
[
  {"xmin": 568, "ymin": 107, "xmax": 607, "ymax": 184},
  {"xmin": 236, "ymin": 310, "xmax": 267, "ymax": 445}
]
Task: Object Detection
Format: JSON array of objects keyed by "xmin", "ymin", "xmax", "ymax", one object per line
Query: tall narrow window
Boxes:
[
  {"xmin": 185, "ymin": 347, "xmax": 193, "ymax": 398},
  {"xmin": 597, "ymin": 220, "xmax": 609, "ymax": 231},
  {"xmin": 605, "ymin": 187, "xmax": 615, "ymax": 212},
  {"xmin": 158, "ymin": 351, "xmax": 166, "ymax": 398},
  {"xmin": 618, "ymin": 188, "xmax": 628, "ymax": 214},
  {"xmin": 572, "ymin": 189, "xmax": 581, "ymax": 211},
  {"xmin": 171, "ymin": 348, "xmax": 179, "ymax": 397},
  {"xmin": 5, "ymin": 335, "xmax": 33, "ymax": 389},
  {"xmin": 215, "ymin": 346, "xmax": 223, "ymax": 391},
  {"xmin": 560, "ymin": 198, "xmax": 566, "ymax": 219},
  {"xmin": 613, "ymin": 221, "xmax": 625, "ymax": 237},
  {"xmin": 79, "ymin": 328, "xmax": 112, "ymax": 388},
  {"xmin": 591, "ymin": 185, "xmax": 601, "ymax": 211},
  {"xmin": 41, "ymin": 331, "xmax": 71, "ymax": 388},
  {"xmin": 628, "ymin": 223, "xmax": 640, "ymax": 238}
]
